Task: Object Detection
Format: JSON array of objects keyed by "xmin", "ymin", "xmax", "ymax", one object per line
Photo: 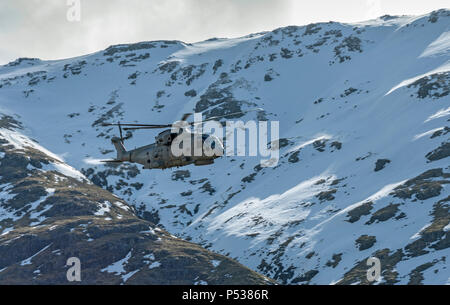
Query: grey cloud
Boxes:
[
  {"xmin": 0, "ymin": 0, "xmax": 448, "ymax": 64},
  {"xmin": 0, "ymin": 0, "xmax": 292, "ymax": 64}
]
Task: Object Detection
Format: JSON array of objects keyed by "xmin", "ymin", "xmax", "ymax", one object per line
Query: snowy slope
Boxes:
[{"xmin": 0, "ymin": 9, "xmax": 449, "ymax": 284}]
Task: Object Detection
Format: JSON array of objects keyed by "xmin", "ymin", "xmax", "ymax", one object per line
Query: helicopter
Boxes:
[{"xmin": 101, "ymin": 110, "xmax": 254, "ymax": 170}]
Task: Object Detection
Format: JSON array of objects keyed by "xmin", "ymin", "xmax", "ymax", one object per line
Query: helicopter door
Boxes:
[
  {"xmin": 153, "ymin": 146, "xmax": 168, "ymax": 167},
  {"xmin": 153, "ymin": 148, "xmax": 160, "ymax": 159}
]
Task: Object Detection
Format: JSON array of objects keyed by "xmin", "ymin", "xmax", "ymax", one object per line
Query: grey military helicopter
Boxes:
[{"xmin": 101, "ymin": 111, "xmax": 252, "ymax": 170}]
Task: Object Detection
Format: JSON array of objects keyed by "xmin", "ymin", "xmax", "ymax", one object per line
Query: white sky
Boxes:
[{"xmin": 0, "ymin": 0, "xmax": 448, "ymax": 64}]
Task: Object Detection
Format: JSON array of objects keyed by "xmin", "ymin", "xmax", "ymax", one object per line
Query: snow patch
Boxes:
[
  {"xmin": 211, "ymin": 260, "xmax": 221, "ymax": 268},
  {"xmin": 413, "ymin": 127, "xmax": 446, "ymax": 140},
  {"xmin": 20, "ymin": 243, "xmax": 52, "ymax": 266},
  {"xmin": 113, "ymin": 201, "xmax": 131, "ymax": 212},
  {"xmin": 95, "ymin": 201, "xmax": 111, "ymax": 216},
  {"xmin": 425, "ymin": 107, "xmax": 450, "ymax": 122},
  {"xmin": 148, "ymin": 261, "xmax": 161, "ymax": 269},
  {"xmin": 443, "ymin": 223, "xmax": 450, "ymax": 232},
  {"xmin": 0, "ymin": 227, "xmax": 13, "ymax": 236},
  {"xmin": 419, "ymin": 31, "xmax": 450, "ymax": 58},
  {"xmin": 386, "ymin": 62, "xmax": 450, "ymax": 95},
  {"xmin": 101, "ymin": 251, "xmax": 132, "ymax": 275},
  {"xmin": 410, "ymin": 223, "xmax": 432, "ymax": 240}
]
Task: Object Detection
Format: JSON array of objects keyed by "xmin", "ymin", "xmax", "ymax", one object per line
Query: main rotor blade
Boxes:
[
  {"xmin": 102, "ymin": 123, "xmax": 171, "ymax": 128},
  {"xmin": 100, "ymin": 159, "xmax": 123, "ymax": 163},
  {"xmin": 103, "ymin": 108, "xmax": 263, "ymax": 131},
  {"xmin": 189, "ymin": 108, "xmax": 263, "ymax": 126},
  {"xmin": 180, "ymin": 113, "xmax": 192, "ymax": 122},
  {"xmin": 123, "ymin": 126, "xmax": 172, "ymax": 131}
]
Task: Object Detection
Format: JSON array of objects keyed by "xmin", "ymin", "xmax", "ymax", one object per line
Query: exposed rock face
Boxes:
[
  {"xmin": 426, "ymin": 142, "xmax": 450, "ymax": 162},
  {"xmin": 355, "ymin": 235, "xmax": 376, "ymax": 251},
  {"xmin": 374, "ymin": 159, "xmax": 390, "ymax": 172}
]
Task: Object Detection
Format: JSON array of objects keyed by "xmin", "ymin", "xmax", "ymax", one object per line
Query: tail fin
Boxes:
[{"xmin": 111, "ymin": 137, "xmax": 126, "ymax": 160}]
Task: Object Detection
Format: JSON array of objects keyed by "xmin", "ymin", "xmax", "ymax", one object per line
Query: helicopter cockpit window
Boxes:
[{"xmin": 162, "ymin": 133, "xmax": 177, "ymax": 146}]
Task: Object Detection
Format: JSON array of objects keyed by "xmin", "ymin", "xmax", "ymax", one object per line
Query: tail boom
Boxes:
[{"xmin": 111, "ymin": 136, "xmax": 127, "ymax": 160}]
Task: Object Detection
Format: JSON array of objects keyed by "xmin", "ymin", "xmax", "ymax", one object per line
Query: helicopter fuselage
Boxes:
[{"xmin": 110, "ymin": 129, "xmax": 223, "ymax": 170}]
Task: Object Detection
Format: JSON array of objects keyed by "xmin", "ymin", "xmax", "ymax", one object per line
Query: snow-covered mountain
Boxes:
[{"xmin": 0, "ymin": 9, "xmax": 449, "ymax": 284}]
